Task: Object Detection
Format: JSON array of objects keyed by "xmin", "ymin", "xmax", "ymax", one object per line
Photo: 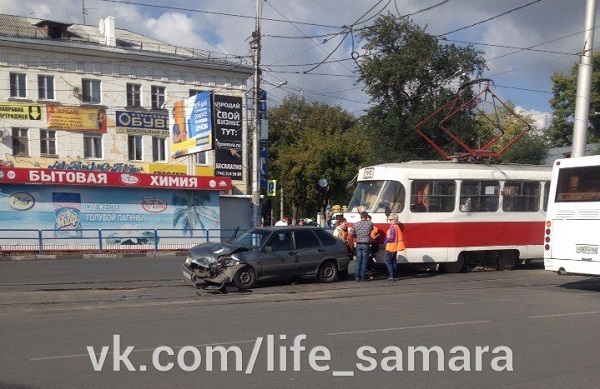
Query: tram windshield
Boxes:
[{"xmin": 347, "ymin": 180, "xmax": 405, "ymax": 214}]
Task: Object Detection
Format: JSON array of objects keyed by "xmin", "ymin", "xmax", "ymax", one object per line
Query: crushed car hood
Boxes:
[{"xmin": 189, "ymin": 242, "xmax": 250, "ymax": 263}]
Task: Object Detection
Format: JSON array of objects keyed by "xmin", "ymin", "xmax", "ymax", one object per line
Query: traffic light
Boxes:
[{"xmin": 267, "ymin": 180, "xmax": 276, "ymax": 196}]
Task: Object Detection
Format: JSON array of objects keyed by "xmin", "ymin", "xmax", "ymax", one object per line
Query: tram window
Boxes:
[
  {"xmin": 503, "ymin": 181, "xmax": 540, "ymax": 212},
  {"xmin": 410, "ymin": 180, "xmax": 455, "ymax": 213},
  {"xmin": 543, "ymin": 181, "xmax": 550, "ymax": 211},
  {"xmin": 460, "ymin": 180, "xmax": 499, "ymax": 212}
]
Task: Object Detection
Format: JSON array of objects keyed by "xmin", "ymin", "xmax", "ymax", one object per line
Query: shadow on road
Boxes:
[{"xmin": 558, "ymin": 277, "xmax": 600, "ymax": 292}]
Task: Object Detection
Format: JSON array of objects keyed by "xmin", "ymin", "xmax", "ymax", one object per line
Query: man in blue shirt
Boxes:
[{"xmin": 352, "ymin": 211, "xmax": 373, "ymax": 281}]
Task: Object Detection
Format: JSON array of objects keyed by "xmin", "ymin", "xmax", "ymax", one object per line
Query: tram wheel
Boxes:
[
  {"xmin": 440, "ymin": 254, "xmax": 465, "ymax": 273},
  {"xmin": 497, "ymin": 251, "xmax": 517, "ymax": 271}
]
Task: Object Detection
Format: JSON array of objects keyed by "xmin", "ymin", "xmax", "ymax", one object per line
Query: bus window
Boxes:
[
  {"xmin": 502, "ymin": 181, "xmax": 541, "ymax": 212},
  {"xmin": 460, "ymin": 180, "xmax": 499, "ymax": 212},
  {"xmin": 555, "ymin": 166, "xmax": 600, "ymax": 202},
  {"xmin": 410, "ymin": 180, "xmax": 455, "ymax": 212}
]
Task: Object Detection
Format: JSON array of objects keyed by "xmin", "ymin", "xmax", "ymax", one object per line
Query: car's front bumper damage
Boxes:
[{"xmin": 182, "ymin": 260, "xmax": 245, "ymax": 286}]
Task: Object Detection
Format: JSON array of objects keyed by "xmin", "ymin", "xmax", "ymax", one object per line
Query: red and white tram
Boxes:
[{"xmin": 344, "ymin": 160, "xmax": 552, "ymax": 272}]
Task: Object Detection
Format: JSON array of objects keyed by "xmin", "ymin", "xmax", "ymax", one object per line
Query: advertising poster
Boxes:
[
  {"xmin": 169, "ymin": 92, "xmax": 213, "ymax": 157},
  {"xmin": 214, "ymin": 95, "xmax": 243, "ymax": 180},
  {"xmin": 0, "ymin": 184, "xmax": 220, "ymax": 248},
  {"xmin": 115, "ymin": 110, "xmax": 168, "ymax": 136},
  {"xmin": 47, "ymin": 105, "xmax": 107, "ymax": 132}
]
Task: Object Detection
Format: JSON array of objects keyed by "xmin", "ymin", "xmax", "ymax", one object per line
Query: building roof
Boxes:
[{"xmin": 0, "ymin": 13, "xmax": 251, "ymax": 70}]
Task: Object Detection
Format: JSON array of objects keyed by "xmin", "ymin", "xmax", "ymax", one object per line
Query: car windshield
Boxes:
[{"xmin": 231, "ymin": 229, "xmax": 271, "ymax": 249}]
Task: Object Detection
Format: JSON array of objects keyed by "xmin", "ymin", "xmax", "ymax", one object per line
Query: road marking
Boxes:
[
  {"xmin": 529, "ymin": 310, "xmax": 600, "ymax": 319},
  {"xmin": 326, "ymin": 320, "xmax": 492, "ymax": 336},
  {"xmin": 31, "ymin": 339, "xmax": 257, "ymax": 362},
  {"xmin": 332, "ymin": 370, "xmax": 355, "ymax": 377}
]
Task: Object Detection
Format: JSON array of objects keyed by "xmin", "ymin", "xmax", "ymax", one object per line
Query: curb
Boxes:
[{"xmin": 0, "ymin": 251, "xmax": 188, "ymax": 261}]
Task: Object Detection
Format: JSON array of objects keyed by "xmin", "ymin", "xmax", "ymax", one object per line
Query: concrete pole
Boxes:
[
  {"xmin": 251, "ymin": 0, "xmax": 262, "ymax": 226},
  {"xmin": 572, "ymin": 0, "xmax": 597, "ymax": 158}
]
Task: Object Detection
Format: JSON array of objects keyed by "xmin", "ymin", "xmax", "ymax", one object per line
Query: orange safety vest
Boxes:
[{"xmin": 385, "ymin": 224, "xmax": 405, "ymax": 252}]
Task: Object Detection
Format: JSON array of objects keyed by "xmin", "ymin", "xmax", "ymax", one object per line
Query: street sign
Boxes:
[{"xmin": 267, "ymin": 180, "xmax": 276, "ymax": 196}]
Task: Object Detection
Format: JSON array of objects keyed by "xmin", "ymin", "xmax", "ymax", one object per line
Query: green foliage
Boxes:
[
  {"xmin": 548, "ymin": 52, "xmax": 600, "ymax": 146},
  {"xmin": 473, "ymin": 99, "xmax": 549, "ymax": 164},
  {"xmin": 267, "ymin": 96, "xmax": 370, "ymax": 219},
  {"xmin": 357, "ymin": 14, "xmax": 486, "ymax": 162}
]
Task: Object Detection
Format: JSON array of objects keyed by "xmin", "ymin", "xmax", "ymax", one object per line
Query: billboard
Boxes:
[
  {"xmin": 0, "ymin": 184, "xmax": 221, "ymax": 243},
  {"xmin": 169, "ymin": 91, "xmax": 213, "ymax": 157},
  {"xmin": 115, "ymin": 110, "xmax": 168, "ymax": 136},
  {"xmin": 214, "ymin": 95, "xmax": 243, "ymax": 180},
  {"xmin": 47, "ymin": 105, "xmax": 107, "ymax": 132}
]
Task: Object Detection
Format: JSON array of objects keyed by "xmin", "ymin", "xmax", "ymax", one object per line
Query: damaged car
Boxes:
[{"xmin": 183, "ymin": 226, "xmax": 350, "ymax": 290}]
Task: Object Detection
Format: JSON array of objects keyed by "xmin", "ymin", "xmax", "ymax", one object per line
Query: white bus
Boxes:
[
  {"xmin": 345, "ymin": 160, "xmax": 552, "ymax": 272},
  {"xmin": 544, "ymin": 155, "xmax": 600, "ymax": 276}
]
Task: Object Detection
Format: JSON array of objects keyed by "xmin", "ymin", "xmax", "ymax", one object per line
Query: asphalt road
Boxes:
[{"xmin": 1, "ymin": 256, "xmax": 600, "ymax": 388}]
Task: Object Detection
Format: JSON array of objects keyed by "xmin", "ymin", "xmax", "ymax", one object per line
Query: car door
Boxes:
[
  {"xmin": 262, "ymin": 230, "xmax": 299, "ymax": 276},
  {"xmin": 294, "ymin": 229, "xmax": 325, "ymax": 274}
]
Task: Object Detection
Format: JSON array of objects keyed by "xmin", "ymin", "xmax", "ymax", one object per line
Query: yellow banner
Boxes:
[
  {"xmin": 148, "ymin": 163, "xmax": 215, "ymax": 176},
  {"xmin": 0, "ymin": 102, "xmax": 42, "ymax": 120},
  {"xmin": 47, "ymin": 105, "xmax": 107, "ymax": 132}
]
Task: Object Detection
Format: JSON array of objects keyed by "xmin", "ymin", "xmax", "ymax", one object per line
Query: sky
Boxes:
[{"xmin": 0, "ymin": 0, "xmax": 596, "ymax": 129}]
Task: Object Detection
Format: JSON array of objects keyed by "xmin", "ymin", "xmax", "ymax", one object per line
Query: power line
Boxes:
[
  {"xmin": 439, "ymin": 0, "xmax": 543, "ymax": 36},
  {"xmin": 95, "ymin": 0, "xmax": 342, "ymax": 29}
]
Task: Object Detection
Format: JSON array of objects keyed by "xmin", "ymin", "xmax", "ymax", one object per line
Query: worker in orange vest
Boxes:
[{"xmin": 384, "ymin": 213, "xmax": 405, "ymax": 280}]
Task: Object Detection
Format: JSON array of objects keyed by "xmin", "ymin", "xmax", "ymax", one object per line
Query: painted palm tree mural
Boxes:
[{"xmin": 172, "ymin": 191, "xmax": 217, "ymax": 236}]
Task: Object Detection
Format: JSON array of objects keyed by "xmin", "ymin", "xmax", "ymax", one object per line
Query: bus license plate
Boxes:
[{"xmin": 576, "ymin": 245, "xmax": 599, "ymax": 255}]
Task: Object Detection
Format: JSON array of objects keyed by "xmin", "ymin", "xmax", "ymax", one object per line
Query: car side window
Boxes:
[
  {"xmin": 294, "ymin": 230, "xmax": 320, "ymax": 249},
  {"xmin": 314, "ymin": 230, "xmax": 338, "ymax": 246},
  {"xmin": 267, "ymin": 231, "xmax": 294, "ymax": 251}
]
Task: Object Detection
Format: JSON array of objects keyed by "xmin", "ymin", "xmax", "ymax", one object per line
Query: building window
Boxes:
[
  {"xmin": 12, "ymin": 128, "xmax": 29, "ymax": 156},
  {"xmin": 82, "ymin": 79, "xmax": 101, "ymax": 103},
  {"xmin": 84, "ymin": 134, "xmax": 103, "ymax": 159},
  {"xmin": 10, "ymin": 73, "xmax": 27, "ymax": 98},
  {"xmin": 152, "ymin": 137, "xmax": 166, "ymax": 161},
  {"xmin": 127, "ymin": 83, "xmax": 141, "ymax": 107},
  {"xmin": 189, "ymin": 89, "xmax": 203, "ymax": 97},
  {"xmin": 38, "ymin": 75, "xmax": 55, "ymax": 99},
  {"xmin": 40, "ymin": 130, "xmax": 56, "ymax": 157},
  {"xmin": 151, "ymin": 86, "xmax": 165, "ymax": 110},
  {"xmin": 128, "ymin": 135, "xmax": 143, "ymax": 161},
  {"xmin": 194, "ymin": 152, "xmax": 206, "ymax": 164}
]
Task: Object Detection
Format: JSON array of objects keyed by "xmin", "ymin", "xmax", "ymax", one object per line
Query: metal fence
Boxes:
[{"xmin": 0, "ymin": 228, "xmax": 242, "ymax": 254}]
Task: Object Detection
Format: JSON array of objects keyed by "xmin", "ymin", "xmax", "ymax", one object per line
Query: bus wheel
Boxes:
[
  {"xmin": 497, "ymin": 251, "xmax": 517, "ymax": 271},
  {"xmin": 440, "ymin": 255, "xmax": 465, "ymax": 273}
]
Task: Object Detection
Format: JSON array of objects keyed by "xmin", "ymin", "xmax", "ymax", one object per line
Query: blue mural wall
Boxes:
[{"xmin": 0, "ymin": 184, "xmax": 220, "ymax": 239}]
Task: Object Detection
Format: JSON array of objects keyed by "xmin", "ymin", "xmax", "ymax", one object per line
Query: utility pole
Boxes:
[
  {"xmin": 572, "ymin": 0, "xmax": 597, "ymax": 158},
  {"xmin": 250, "ymin": 0, "xmax": 262, "ymax": 226}
]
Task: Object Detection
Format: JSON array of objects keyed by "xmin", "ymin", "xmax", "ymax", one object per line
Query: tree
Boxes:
[
  {"xmin": 357, "ymin": 14, "xmax": 486, "ymax": 162},
  {"xmin": 267, "ymin": 96, "xmax": 371, "ymax": 223},
  {"xmin": 547, "ymin": 52, "xmax": 600, "ymax": 147},
  {"xmin": 473, "ymin": 100, "xmax": 549, "ymax": 164}
]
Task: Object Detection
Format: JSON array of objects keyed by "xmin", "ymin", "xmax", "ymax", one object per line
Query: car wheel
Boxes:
[
  {"xmin": 318, "ymin": 260, "xmax": 338, "ymax": 283},
  {"xmin": 233, "ymin": 267, "xmax": 256, "ymax": 290}
]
